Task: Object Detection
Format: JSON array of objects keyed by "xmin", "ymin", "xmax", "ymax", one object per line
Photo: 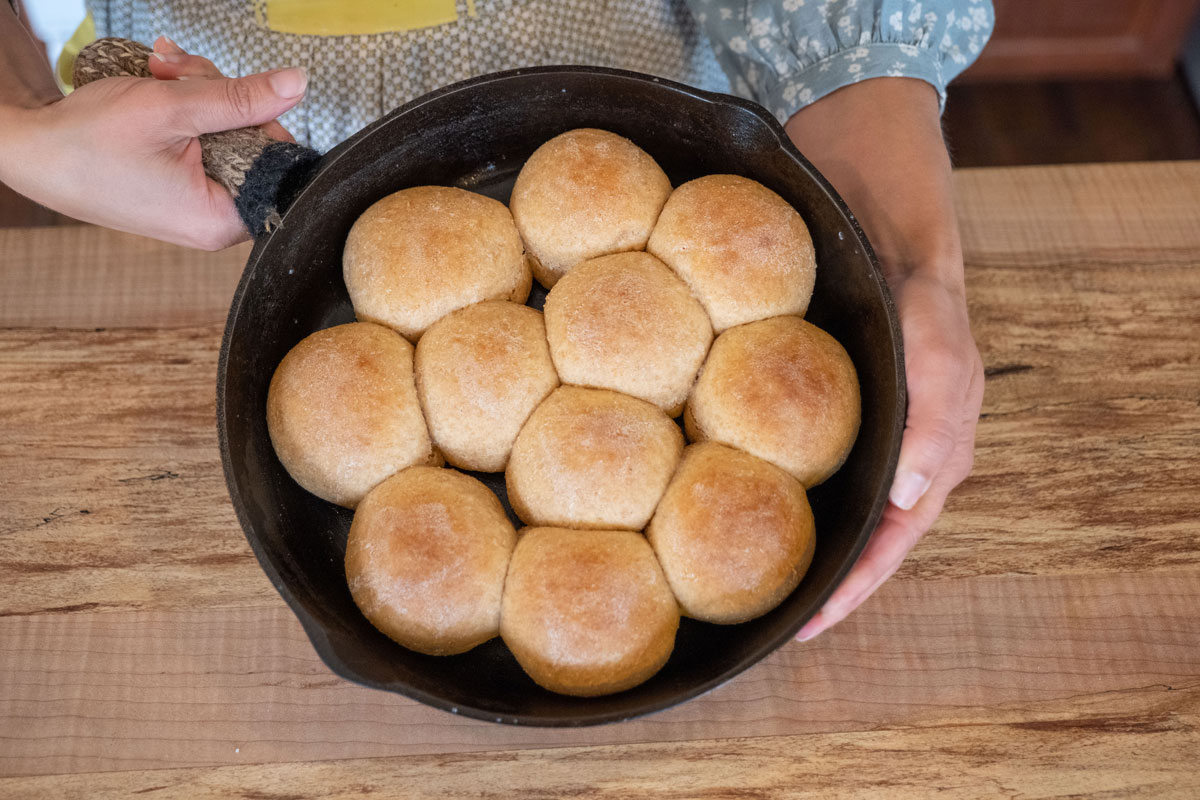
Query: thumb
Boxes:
[
  {"xmin": 170, "ymin": 67, "xmax": 307, "ymax": 136},
  {"xmin": 890, "ymin": 382, "xmax": 962, "ymax": 511}
]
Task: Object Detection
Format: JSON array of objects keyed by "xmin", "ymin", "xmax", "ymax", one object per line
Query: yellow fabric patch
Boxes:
[
  {"xmin": 55, "ymin": 12, "xmax": 96, "ymax": 93},
  {"xmin": 257, "ymin": 0, "xmax": 463, "ymax": 36}
]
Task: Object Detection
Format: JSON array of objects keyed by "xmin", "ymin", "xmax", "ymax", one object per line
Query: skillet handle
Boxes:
[{"xmin": 73, "ymin": 37, "xmax": 320, "ymax": 235}]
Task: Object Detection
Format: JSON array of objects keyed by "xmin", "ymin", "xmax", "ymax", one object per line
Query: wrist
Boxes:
[
  {"xmin": 0, "ymin": 104, "xmax": 60, "ymax": 214},
  {"xmin": 784, "ymin": 77, "xmax": 965, "ymax": 291}
]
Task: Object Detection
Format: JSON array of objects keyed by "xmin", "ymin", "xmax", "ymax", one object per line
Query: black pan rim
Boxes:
[{"xmin": 216, "ymin": 64, "xmax": 906, "ymax": 727}]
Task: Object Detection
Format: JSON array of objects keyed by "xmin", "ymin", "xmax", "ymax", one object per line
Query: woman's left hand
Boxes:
[
  {"xmin": 784, "ymin": 77, "xmax": 985, "ymax": 640},
  {"xmin": 796, "ymin": 269, "xmax": 983, "ymax": 640}
]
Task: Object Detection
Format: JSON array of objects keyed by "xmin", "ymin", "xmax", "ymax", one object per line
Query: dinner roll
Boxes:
[
  {"xmin": 415, "ymin": 301, "xmax": 559, "ymax": 472},
  {"xmin": 647, "ymin": 174, "xmax": 816, "ymax": 332},
  {"xmin": 686, "ymin": 316, "xmax": 860, "ymax": 487},
  {"xmin": 510, "ymin": 128, "xmax": 672, "ymax": 288},
  {"xmin": 506, "ymin": 386, "xmax": 683, "ymax": 530},
  {"xmin": 266, "ymin": 322, "xmax": 437, "ymax": 508},
  {"xmin": 343, "ymin": 186, "xmax": 532, "ymax": 341},
  {"xmin": 543, "ymin": 252, "xmax": 712, "ymax": 415},
  {"xmin": 500, "ymin": 527, "xmax": 679, "ymax": 696},
  {"xmin": 647, "ymin": 442, "xmax": 815, "ymax": 624},
  {"xmin": 345, "ymin": 466, "xmax": 517, "ymax": 656}
]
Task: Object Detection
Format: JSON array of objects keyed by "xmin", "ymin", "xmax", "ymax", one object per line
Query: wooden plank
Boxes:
[
  {"xmin": 0, "ymin": 570, "xmax": 1197, "ymax": 777},
  {"xmin": 955, "ymin": 162, "xmax": 1200, "ymax": 260},
  {"xmin": 0, "ymin": 326, "xmax": 278, "ymax": 617},
  {"xmin": 0, "ymin": 226, "xmax": 248, "ymax": 329},
  {"xmin": 2, "ymin": 680, "xmax": 1197, "ymax": 799},
  {"xmin": 3, "ymin": 229, "xmax": 1198, "ymax": 616},
  {"xmin": 1, "ymin": 163, "xmax": 1197, "ymax": 331}
]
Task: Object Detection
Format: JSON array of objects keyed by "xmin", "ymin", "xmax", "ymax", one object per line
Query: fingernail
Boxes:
[
  {"xmin": 268, "ymin": 67, "xmax": 307, "ymax": 99},
  {"xmin": 160, "ymin": 35, "xmax": 185, "ymax": 53},
  {"xmin": 890, "ymin": 470, "xmax": 931, "ymax": 511},
  {"xmin": 152, "ymin": 52, "xmax": 183, "ymax": 64},
  {"xmin": 796, "ymin": 614, "xmax": 823, "ymax": 642}
]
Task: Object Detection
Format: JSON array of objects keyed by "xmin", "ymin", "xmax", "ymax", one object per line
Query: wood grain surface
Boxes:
[{"xmin": 1, "ymin": 162, "xmax": 1198, "ymax": 796}]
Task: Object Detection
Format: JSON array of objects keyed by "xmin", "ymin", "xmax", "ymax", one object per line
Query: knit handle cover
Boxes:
[{"xmin": 73, "ymin": 37, "xmax": 320, "ymax": 235}]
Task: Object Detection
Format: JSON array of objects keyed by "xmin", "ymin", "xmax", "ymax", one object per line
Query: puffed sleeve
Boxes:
[{"xmin": 685, "ymin": 0, "xmax": 994, "ymax": 122}]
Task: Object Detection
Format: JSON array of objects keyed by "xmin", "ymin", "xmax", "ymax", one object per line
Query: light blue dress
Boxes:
[{"xmin": 690, "ymin": 0, "xmax": 994, "ymax": 120}]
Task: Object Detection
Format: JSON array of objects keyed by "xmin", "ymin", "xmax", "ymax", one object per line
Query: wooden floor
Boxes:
[{"xmin": 3, "ymin": 73, "xmax": 1199, "ymax": 227}]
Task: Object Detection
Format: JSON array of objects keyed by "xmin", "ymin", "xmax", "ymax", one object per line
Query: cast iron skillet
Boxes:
[{"xmin": 217, "ymin": 66, "xmax": 906, "ymax": 726}]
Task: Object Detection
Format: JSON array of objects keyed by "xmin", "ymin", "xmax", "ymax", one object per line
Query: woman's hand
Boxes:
[
  {"xmin": 785, "ymin": 77, "xmax": 984, "ymax": 640},
  {"xmin": 0, "ymin": 34, "xmax": 306, "ymax": 250},
  {"xmin": 799, "ymin": 270, "xmax": 983, "ymax": 639}
]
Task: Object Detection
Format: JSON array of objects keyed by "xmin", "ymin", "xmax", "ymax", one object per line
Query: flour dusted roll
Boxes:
[
  {"xmin": 510, "ymin": 128, "xmax": 672, "ymax": 288},
  {"xmin": 343, "ymin": 186, "xmax": 532, "ymax": 340},
  {"xmin": 685, "ymin": 316, "xmax": 860, "ymax": 487},
  {"xmin": 266, "ymin": 322, "xmax": 437, "ymax": 508},
  {"xmin": 647, "ymin": 442, "xmax": 815, "ymax": 624},
  {"xmin": 500, "ymin": 527, "xmax": 679, "ymax": 696},
  {"xmin": 415, "ymin": 300, "xmax": 559, "ymax": 472},
  {"xmin": 506, "ymin": 386, "xmax": 683, "ymax": 530},
  {"xmin": 345, "ymin": 466, "xmax": 517, "ymax": 656},
  {"xmin": 543, "ymin": 252, "xmax": 712, "ymax": 416},
  {"xmin": 647, "ymin": 174, "xmax": 816, "ymax": 332}
]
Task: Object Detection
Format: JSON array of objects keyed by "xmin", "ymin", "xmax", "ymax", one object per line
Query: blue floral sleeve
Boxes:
[{"xmin": 685, "ymin": 0, "xmax": 995, "ymax": 121}]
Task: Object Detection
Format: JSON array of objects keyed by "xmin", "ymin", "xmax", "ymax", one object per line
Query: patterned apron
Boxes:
[{"xmin": 86, "ymin": 0, "xmax": 732, "ymax": 151}]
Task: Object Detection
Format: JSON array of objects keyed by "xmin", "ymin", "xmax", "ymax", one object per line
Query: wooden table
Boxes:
[{"xmin": 1, "ymin": 162, "xmax": 1198, "ymax": 798}]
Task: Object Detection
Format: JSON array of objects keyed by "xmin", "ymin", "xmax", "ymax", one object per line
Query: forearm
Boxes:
[{"xmin": 785, "ymin": 78, "xmax": 963, "ymax": 292}]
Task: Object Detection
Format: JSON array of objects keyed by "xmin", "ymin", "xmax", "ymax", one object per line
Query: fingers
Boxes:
[
  {"xmin": 795, "ymin": 443, "xmax": 964, "ymax": 642},
  {"xmin": 149, "ymin": 36, "xmax": 222, "ymax": 80},
  {"xmin": 149, "ymin": 51, "xmax": 224, "ymax": 81},
  {"xmin": 889, "ymin": 280, "xmax": 978, "ymax": 511},
  {"xmin": 794, "ymin": 510, "xmax": 918, "ymax": 641},
  {"xmin": 260, "ymin": 119, "xmax": 297, "ymax": 144},
  {"xmin": 166, "ymin": 67, "xmax": 307, "ymax": 137},
  {"xmin": 148, "ymin": 37, "xmax": 297, "ymax": 143}
]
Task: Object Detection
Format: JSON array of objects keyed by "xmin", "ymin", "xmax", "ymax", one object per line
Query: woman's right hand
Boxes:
[{"xmin": 0, "ymin": 38, "xmax": 306, "ymax": 250}]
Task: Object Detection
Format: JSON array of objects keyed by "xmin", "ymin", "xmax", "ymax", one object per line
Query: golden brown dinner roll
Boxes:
[
  {"xmin": 506, "ymin": 386, "xmax": 683, "ymax": 530},
  {"xmin": 686, "ymin": 316, "xmax": 860, "ymax": 487},
  {"xmin": 414, "ymin": 301, "xmax": 560, "ymax": 472},
  {"xmin": 343, "ymin": 186, "xmax": 532, "ymax": 341},
  {"xmin": 345, "ymin": 466, "xmax": 517, "ymax": 656},
  {"xmin": 647, "ymin": 174, "xmax": 816, "ymax": 333},
  {"xmin": 266, "ymin": 322, "xmax": 437, "ymax": 508},
  {"xmin": 647, "ymin": 442, "xmax": 815, "ymax": 624},
  {"xmin": 500, "ymin": 527, "xmax": 679, "ymax": 696},
  {"xmin": 543, "ymin": 252, "xmax": 712, "ymax": 415},
  {"xmin": 510, "ymin": 128, "xmax": 672, "ymax": 288}
]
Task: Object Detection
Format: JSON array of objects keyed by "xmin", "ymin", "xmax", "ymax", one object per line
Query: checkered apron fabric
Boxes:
[{"xmin": 87, "ymin": 0, "xmax": 732, "ymax": 151}]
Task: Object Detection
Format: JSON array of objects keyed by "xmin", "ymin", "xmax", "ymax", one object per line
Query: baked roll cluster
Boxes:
[{"xmin": 265, "ymin": 128, "xmax": 861, "ymax": 697}]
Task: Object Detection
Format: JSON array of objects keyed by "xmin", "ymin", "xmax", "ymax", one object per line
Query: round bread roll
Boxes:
[
  {"xmin": 510, "ymin": 128, "xmax": 672, "ymax": 288},
  {"xmin": 415, "ymin": 301, "xmax": 560, "ymax": 472},
  {"xmin": 345, "ymin": 466, "xmax": 517, "ymax": 656},
  {"xmin": 647, "ymin": 174, "xmax": 816, "ymax": 333},
  {"xmin": 266, "ymin": 322, "xmax": 437, "ymax": 508},
  {"xmin": 500, "ymin": 527, "xmax": 679, "ymax": 696},
  {"xmin": 506, "ymin": 386, "xmax": 683, "ymax": 530},
  {"xmin": 647, "ymin": 442, "xmax": 816, "ymax": 624},
  {"xmin": 343, "ymin": 186, "xmax": 532, "ymax": 341},
  {"xmin": 685, "ymin": 316, "xmax": 860, "ymax": 487},
  {"xmin": 543, "ymin": 252, "xmax": 712, "ymax": 416}
]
